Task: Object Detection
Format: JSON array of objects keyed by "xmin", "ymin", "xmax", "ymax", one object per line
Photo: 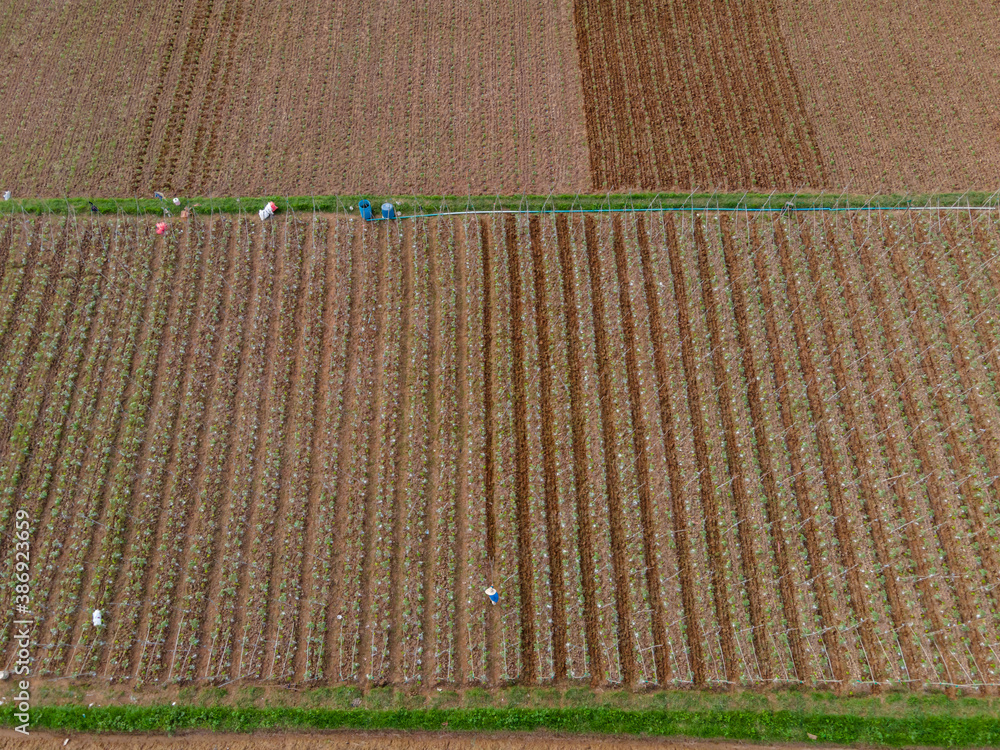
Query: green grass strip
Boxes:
[
  {"xmin": 3, "ymin": 705, "xmax": 999, "ymax": 746},
  {"xmin": 0, "ymin": 190, "xmax": 998, "ymax": 217}
]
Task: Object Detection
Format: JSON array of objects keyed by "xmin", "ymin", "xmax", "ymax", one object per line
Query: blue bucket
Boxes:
[
  {"xmin": 381, "ymin": 202, "xmax": 396, "ymax": 219},
  {"xmin": 358, "ymin": 199, "xmax": 373, "ymax": 221}
]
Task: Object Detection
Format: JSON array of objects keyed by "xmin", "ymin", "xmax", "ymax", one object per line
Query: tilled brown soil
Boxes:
[{"xmin": 2, "ymin": 211, "xmax": 999, "ymax": 693}]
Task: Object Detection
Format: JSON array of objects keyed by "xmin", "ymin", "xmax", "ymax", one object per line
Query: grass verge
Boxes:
[
  {"xmin": 1, "ymin": 704, "xmax": 999, "ymax": 746},
  {"xmin": 0, "ymin": 191, "xmax": 998, "ymax": 217}
]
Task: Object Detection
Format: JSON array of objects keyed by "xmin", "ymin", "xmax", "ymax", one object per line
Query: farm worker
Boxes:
[{"xmin": 155, "ymin": 221, "xmax": 168, "ymax": 235}]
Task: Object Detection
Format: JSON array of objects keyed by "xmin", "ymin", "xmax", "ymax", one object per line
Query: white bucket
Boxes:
[
  {"xmin": 2, "ymin": 191, "xmax": 10, "ymax": 201},
  {"xmin": 259, "ymin": 201, "xmax": 278, "ymax": 221}
]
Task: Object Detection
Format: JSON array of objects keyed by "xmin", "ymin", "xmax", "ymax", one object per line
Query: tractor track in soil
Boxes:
[
  {"xmin": 583, "ymin": 215, "xmax": 636, "ymax": 687},
  {"xmin": 772, "ymin": 218, "xmax": 885, "ymax": 686},
  {"xmin": 694, "ymin": 217, "xmax": 771, "ymax": 682}
]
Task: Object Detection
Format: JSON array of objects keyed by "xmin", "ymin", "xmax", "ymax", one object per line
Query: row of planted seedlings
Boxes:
[
  {"xmin": 41, "ymin": 216, "xmax": 169, "ymax": 676},
  {"xmin": 204, "ymin": 217, "xmax": 277, "ymax": 680},
  {"xmin": 897, "ymin": 215, "xmax": 1000, "ymax": 664},
  {"xmin": 636, "ymin": 213, "xmax": 711, "ymax": 685},
  {"xmin": 812, "ymin": 213, "xmax": 935, "ymax": 685},
  {"xmin": 832, "ymin": 213, "xmax": 967, "ymax": 687},
  {"xmin": 221, "ymin": 216, "xmax": 296, "ymax": 682},
  {"xmin": 0, "ymin": 218, "xmax": 61, "ymax": 548},
  {"xmin": 91, "ymin": 215, "xmax": 209, "ymax": 681},
  {"xmin": 332, "ymin": 219, "xmax": 388, "ymax": 683},
  {"xmin": 695, "ymin": 217, "xmax": 783, "ymax": 684},
  {"xmin": 776, "ymin": 214, "xmax": 899, "ymax": 687},
  {"xmin": 748, "ymin": 215, "xmax": 855, "ymax": 686},
  {"xmin": 266, "ymin": 215, "xmax": 329, "ymax": 681},
  {"xmin": 0, "ymin": 216, "xmax": 94, "ymax": 646},
  {"xmin": 719, "ymin": 212, "xmax": 815, "ymax": 685},
  {"xmin": 0, "ymin": 219, "xmax": 80, "ymax": 623},
  {"xmin": 171, "ymin": 215, "xmax": 254, "ymax": 681},
  {"xmin": 392, "ymin": 218, "xmax": 430, "ymax": 685},
  {"xmin": 237, "ymin": 214, "xmax": 307, "ymax": 680},
  {"xmin": 313, "ymin": 218, "xmax": 374, "ymax": 684},
  {"xmin": 851, "ymin": 212, "xmax": 994, "ymax": 687},
  {"xmin": 26, "ymin": 217, "xmax": 138, "ymax": 672},
  {"xmin": 0, "ymin": 218, "xmax": 106, "ymax": 659},
  {"xmin": 300, "ymin": 217, "xmax": 357, "ymax": 683},
  {"xmin": 136, "ymin": 216, "xmax": 234, "ymax": 683}
]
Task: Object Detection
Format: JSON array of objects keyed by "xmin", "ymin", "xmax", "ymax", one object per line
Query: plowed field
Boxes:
[
  {"xmin": 3, "ymin": 0, "xmax": 1000, "ymax": 196},
  {"xmin": 2, "ymin": 209, "xmax": 999, "ymax": 692}
]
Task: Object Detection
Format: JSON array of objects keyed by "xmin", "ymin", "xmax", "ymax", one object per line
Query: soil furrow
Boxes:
[
  {"xmin": 837, "ymin": 216, "xmax": 961, "ymax": 687},
  {"xmin": 505, "ymin": 214, "xmax": 538, "ymax": 684},
  {"xmin": 693, "ymin": 216, "xmax": 771, "ymax": 681},
  {"xmin": 610, "ymin": 216, "xmax": 670, "ymax": 684},
  {"xmin": 772, "ymin": 218, "xmax": 885, "ymax": 686},
  {"xmin": 858, "ymin": 216, "xmax": 995, "ymax": 686},
  {"xmin": 749, "ymin": 219, "xmax": 846, "ymax": 687},
  {"xmin": 529, "ymin": 216, "xmax": 567, "ymax": 682},
  {"xmin": 556, "ymin": 215, "xmax": 604, "ymax": 686},
  {"xmin": 388, "ymin": 220, "xmax": 415, "ymax": 683},
  {"xmin": 718, "ymin": 215, "xmax": 809, "ymax": 683},
  {"xmin": 636, "ymin": 216, "xmax": 704, "ymax": 684},
  {"xmin": 452, "ymin": 217, "xmax": 471, "ymax": 685},
  {"xmin": 664, "ymin": 215, "xmax": 736, "ymax": 684},
  {"xmin": 583, "ymin": 215, "xmax": 636, "ymax": 687},
  {"xmin": 322, "ymin": 221, "xmax": 365, "ymax": 680}
]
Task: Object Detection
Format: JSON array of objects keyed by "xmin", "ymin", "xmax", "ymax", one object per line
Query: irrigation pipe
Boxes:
[{"xmin": 368, "ymin": 205, "xmax": 1000, "ymax": 222}]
